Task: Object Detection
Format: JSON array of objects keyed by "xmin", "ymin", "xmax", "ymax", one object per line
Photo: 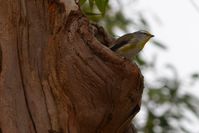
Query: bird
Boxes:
[{"xmin": 110, "ymin": 30, "xmax": 154, "ymax": 59}]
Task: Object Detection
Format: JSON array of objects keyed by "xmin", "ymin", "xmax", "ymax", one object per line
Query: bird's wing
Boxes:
[
  {"xmin": 110, "ymin": 33, "xmax": 134, "ymax": 51},
  {"xmin": 110, "ymin": 39, "xmax": 130, "ymax": 51}
]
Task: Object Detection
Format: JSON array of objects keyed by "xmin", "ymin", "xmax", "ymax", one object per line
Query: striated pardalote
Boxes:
[{"xmin": 110, "ymin": 30, "xmax": 154, "ymax": 59}]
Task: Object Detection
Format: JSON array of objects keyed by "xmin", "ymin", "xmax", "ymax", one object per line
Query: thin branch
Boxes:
[{"xmin": 190, "ymin": 0, "xmax": 199, "ymax": 13}]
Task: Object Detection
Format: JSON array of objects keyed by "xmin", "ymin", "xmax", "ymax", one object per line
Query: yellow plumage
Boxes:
[{"xmin": 110, "ymin": 31, "xmax": 154, "ymax": 59}]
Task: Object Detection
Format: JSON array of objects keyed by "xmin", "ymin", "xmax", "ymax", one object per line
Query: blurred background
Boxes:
[{"xmin": 80, "ymin": 0, "xmax": 199, "ymax": 132}]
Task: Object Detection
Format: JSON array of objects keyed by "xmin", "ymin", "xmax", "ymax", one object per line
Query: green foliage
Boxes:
[
  {"xmin": 79, "ymin": 0, "xmax": 87, "ymax": 5},
  {"xmin": 152, "ymin": 40, "xmax": 167, "ymax": 50},
  {"xmin": 80, "ymin": 0, "xmax": 199, "ymax": 132},
  {"xmin": 95, "ymin": 0, "xmax": 109, "ymax": 15},
  {"xmin": 142, "ymin": 66, "xmax": 199, "ymax": 132},
  {"xmin": 80, "ymin": 0, "xmax": 109, "ymax": 16},
  {"xmin": 191, "ymin": 73, "xmax": 199, "ymax": 79}
]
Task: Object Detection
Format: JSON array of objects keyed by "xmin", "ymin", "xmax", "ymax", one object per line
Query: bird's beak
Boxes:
[{"xmin": 151, "ymin": 34, "xmax": 154, "ymax": 37}]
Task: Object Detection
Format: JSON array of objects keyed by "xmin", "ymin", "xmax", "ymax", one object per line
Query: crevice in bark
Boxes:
[
  {"xmin": 16, "ymin": 43, "xmax": 37, "ymax": 133},
  {"xmin": 75, "ymin": 49, "xmax": 107, "ymax": 84},
  {"xmin": 46, "ymin": 77, "xmax": 63, "ymax": 132},
  {"xmin": 37, "ymin": 61, "xmax": 53, "ymax": 130},
  {"xmin": 96, "ymin": 112, "xmax": 114, "ymax": 133},
  {"xmin": 0, "ymin": 44, "xmax": 2, "ymax": 74},
  {"xmin": 16, "ymin": 2, "xmax": 39, "ymax": 131},
  {"xmin": 48, "ymin": 129, "xmax": 63, "ymax": 133},
  {"xmin": 118, "ymin": 105, "xmax": 140, "ymax": 133}
]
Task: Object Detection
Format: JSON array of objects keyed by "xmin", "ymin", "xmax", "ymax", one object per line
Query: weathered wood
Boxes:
[{"xmin": 0, "ymin": 0, "xmax": 143, "ymax": 133}]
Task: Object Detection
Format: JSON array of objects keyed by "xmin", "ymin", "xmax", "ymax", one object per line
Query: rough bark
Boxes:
[{"xmin": 0, "ymin": 0, "xmax": 144, "ymax": 133}]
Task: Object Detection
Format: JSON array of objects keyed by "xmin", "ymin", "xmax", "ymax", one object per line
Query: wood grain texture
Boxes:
[
  {"xmin": 0, "ymin": 44, "xmax": 2, "ymax": 74},
  {"xmin": 0, "ymin": 0, "xmax": 143, "ymax": 133}
]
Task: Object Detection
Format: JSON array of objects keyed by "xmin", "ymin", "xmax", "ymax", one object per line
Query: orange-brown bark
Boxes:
[{"xmin": 0, "ymin": 0, "xmax": 143, "ymax": 133}]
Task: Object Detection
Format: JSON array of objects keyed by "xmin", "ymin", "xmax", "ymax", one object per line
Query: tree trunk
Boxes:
[{"xmin": 0, "ymin": 0, "xmax": 144, "ymax": 133}]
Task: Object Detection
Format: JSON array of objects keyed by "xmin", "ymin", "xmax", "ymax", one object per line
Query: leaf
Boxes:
[
  {"xmin": 152, "ymin": 40, "xmax": 167, "ymax": 50},
  {"xmin": 79, "ymin": 0, "xmax": 87, "ymax": 5},
  {"xmin": 139, "ymin": 13, "xmax": 148, "ymax": 27},
  {"xmin": 186, "ymin": 102, "xmax": 199, "ymax": 117},
  {"xmin": 95, "ymin": 0, "xmax": 109, "ymax": 15},
  {"xmin": 191, "ymin": 73, "xmax": 199, "ymax": 79},
  {"xmin": 89, "ymin": 0, "xmax": 94, "ymax": 9},
  {"xmin": 135, "ymin": 56, "xmax": 146, "ymax": 66}
]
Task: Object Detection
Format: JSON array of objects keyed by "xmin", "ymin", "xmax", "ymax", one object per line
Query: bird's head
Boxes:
[
  {"xmin": 134, "ymin": 30, "xmax": 154, "ymax": 40},
  {"xmin": 133, "ymin": 30, "xmax": 154, "ymax": 48}
]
